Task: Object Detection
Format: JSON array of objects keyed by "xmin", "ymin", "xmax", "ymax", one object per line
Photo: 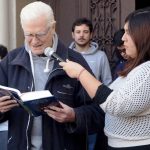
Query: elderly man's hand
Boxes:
[
  {"xmin": 0, "ymin": 96, "xmax": 19, "ymax": 113},
  {"xmin": 44, "ymin": 101, "xmax": 75, "ymax": 123}
]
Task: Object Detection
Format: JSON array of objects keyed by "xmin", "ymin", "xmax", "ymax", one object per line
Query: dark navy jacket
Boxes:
[{"xmin": 0, "ymin": 41, "xmax": 105, "ymax": 150}]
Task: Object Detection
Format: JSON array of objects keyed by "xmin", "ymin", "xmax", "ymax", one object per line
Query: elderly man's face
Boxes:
[{"xmin": 23, "ymin": 16, "xmax": 55, "ymax": 55}]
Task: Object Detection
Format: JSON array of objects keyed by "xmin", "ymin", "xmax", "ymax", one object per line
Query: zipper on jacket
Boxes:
[
  {"xmin": 26, "ymin": 81, "xmax": 34, "ymax": 150},
  {"xmin": 26, "ymin": 115, "xmax": 31, "ymax": 150}
]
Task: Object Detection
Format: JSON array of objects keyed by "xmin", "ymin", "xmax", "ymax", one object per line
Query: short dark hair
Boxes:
[
  {"xmin": 72, "ymin": 17, "xmax": 93, "ymax": 33},
  {"xmin": 0, "ymin": 45, "xmax": 8, "ymax": 59},
  {"xmin": 112, "ymin": 29, "xmax": 125, "ymax": 47}
]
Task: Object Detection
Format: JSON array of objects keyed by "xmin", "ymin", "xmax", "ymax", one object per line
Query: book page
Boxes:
[
  {"xmin": 0, "ymin": 85, "xmax": 21, "ymax": 96},
  {"xmin": 21, "ymin": 90, "xmax": 53, "ymax": 102}
]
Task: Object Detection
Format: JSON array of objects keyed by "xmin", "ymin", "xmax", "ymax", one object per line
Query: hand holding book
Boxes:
[
  {"xmin": 43, "ymin": 101, "xmax": 75, "ymax": 123},
  {"xmin": 0, "ymin": 93, "xmax": 18, "ymax": 114},
  {"xmin": 0, "ymin": 85, "xmax": 61, "ymax": 117}
]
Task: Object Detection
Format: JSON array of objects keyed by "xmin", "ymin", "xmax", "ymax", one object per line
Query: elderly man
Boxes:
[{"xmin": 0, "ymin": 2, "xmax": 104, "ymax": 150}]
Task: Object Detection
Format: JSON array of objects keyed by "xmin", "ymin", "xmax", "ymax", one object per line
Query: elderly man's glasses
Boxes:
[{"xmin": 24, "ymin": 27, "xmax": 50, "ymax": 40}]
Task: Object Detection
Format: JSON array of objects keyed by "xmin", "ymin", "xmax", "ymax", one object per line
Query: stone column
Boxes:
[
  {"xmin": 0, "ymin": 0, "xmax": 16, "ymax": 50},
  {"xmin": 0, "ymin": 0, "xmax": 9, "ymax": 48}
]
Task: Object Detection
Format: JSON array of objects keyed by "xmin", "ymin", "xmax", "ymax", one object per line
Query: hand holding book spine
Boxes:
[{"xmin": 0, "ymin": 85, "xmax": 60, "ymax": 117}]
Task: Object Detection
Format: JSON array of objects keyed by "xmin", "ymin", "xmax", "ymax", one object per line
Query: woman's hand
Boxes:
[
  {"xmin": 60, "ymin": 59, "xmax": 101, "ymax": 99},
  {"xmin": 59, "ymin": 59, "xmax": 84, "ymax": 79}
]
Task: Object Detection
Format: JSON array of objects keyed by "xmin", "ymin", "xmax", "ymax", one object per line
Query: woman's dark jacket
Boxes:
[{"xmin": 0, "ymin": 41, "xmax": 105, "ymax": 150}]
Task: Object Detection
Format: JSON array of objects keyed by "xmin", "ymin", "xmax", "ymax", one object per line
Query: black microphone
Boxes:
[{"xmin": 44, "ymin": 47, "xmax": 64, "ymax": 62}]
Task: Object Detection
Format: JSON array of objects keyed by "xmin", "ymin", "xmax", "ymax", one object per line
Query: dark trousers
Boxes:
[
  {"xmin": 88, "ymin": 134, "xmax": 97, "ymax": 150},
  {"xmin": 0, "ymin": 131, "xmax": 8, "ymax": 150},
  {"xmin": 94, "ymin": 130, "xmax": 107, "ymax": 150}
]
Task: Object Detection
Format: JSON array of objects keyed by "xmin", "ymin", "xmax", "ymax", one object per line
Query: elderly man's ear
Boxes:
[{"xmin": 51, "ymin": 22, "xmax": 56, "ymax": 35}]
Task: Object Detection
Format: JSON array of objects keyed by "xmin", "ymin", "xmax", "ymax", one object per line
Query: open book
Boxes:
[{"xmin": 0, "ymin": 85, "xmax": 61, "ymax": 117}]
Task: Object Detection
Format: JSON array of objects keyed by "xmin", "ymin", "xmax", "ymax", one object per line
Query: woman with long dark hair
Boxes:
[{"xmin": 60, "ymin": 7, "xmax": 150, "ymax": 150}]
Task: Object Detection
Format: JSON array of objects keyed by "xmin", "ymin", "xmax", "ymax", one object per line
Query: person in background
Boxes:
[
  {"xmin": 0, "ymin": 44, "xmax": 8, "ymax": 150},
  {"xmin": 0, "ymin": 2, "xmax": 105, "ymax": 150},
  {"xmin": 0, "ymin": 44, "xmax": 8, "ymax": 60},
  {"xmin": 112, "ymin": 29, "xmax": 129, "ymax": 80},
  {"xmin": 70, "ymin": 17, "xmax": 112, "ymax": 85},
  {"xmin": 70, "ymin": 17, "xmax": 111, "ymax": 150},
  {"xmin": 60, "ymin": 7, "xmax": 150, "ymax": 150}
]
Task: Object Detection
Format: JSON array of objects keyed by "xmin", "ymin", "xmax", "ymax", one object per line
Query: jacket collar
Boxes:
[
  {"xmin": 55, "ymin": 40, "xmax": 68, "ymax": 62},
  {"xmin": 9, "ymin": 40, "xmax": 68, "ymax": 74},
  {"xmin": 10, "ymin": 47, "xmax": 32, "ymax": 73}
]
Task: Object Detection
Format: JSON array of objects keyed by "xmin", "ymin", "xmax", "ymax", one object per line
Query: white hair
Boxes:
[{"xmin": 20, "ymin": 1, "xmax": 56, "ymax": 28}]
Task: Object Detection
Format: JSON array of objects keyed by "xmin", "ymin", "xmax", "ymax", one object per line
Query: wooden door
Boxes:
[
  {"xmin": 41, "ymin": 0, "xmax": 135, "ymax": 70},
  {"xmin": 41, "ymin": 0, "xmax": 91, "ymax": 46}
]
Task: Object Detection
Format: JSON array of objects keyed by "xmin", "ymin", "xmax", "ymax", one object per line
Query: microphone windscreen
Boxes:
[{"xmin": 44, "ymin": 47, "xmax": 54, "ymax": 57}]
